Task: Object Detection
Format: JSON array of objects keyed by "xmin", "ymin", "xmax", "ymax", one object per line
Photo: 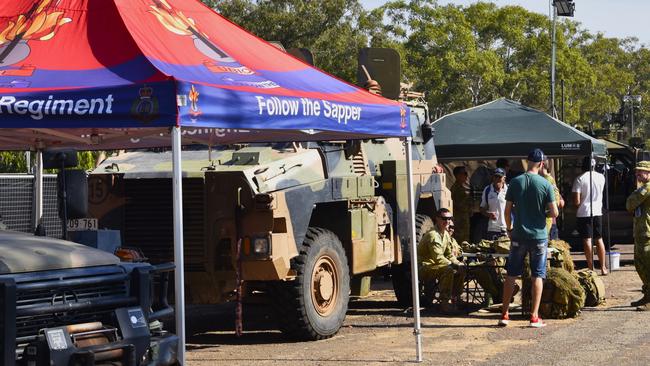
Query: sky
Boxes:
[{"xmin": 361, "ymin": 0, "xmax": 650, "ymax": 46}]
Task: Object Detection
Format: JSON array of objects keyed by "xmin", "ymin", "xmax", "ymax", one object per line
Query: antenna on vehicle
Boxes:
[{"xmin": 361, "ymin": 64, "xmax": 372, "ymax": 81}]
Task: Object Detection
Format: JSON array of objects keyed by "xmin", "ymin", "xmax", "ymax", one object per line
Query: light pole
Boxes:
[
  {"xmin": 623, "ymin": 94, "xmax": 642, "ymax": 137},
  {"xmin": 550, "ymin": 0, "xmax": 575, "ymax": 117}
]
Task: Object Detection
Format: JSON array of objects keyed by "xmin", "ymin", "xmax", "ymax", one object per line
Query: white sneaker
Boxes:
[{"xmin": 497, "ymin": 313, "xmax": 510, "ymax": 327}]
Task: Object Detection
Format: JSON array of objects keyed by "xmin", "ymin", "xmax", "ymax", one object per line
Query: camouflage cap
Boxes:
[{"xmin": 636, "ymin": 161, "xmax": 650, "ymax": 172}]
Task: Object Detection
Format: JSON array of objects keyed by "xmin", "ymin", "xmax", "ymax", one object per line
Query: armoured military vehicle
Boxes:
[
  {"xmin": 87, "ymin": 48, "xmax": 450, "ymax": 340},
  {"xmin": 0, "ymin": 230, "xmax": 177, "ymax": 365}
]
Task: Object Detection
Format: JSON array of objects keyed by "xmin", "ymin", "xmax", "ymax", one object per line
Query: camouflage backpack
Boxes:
[
  {"xmin": 574, "ymin": 269, "xmax": 606, "ymax": 306},
  {"xmin": 548, "ymin": 240, "xmax": 575, "ymax": 273},
  {"xmin": 462, "ymin": 237, "xmax": 510, "ymax": 254},
  {"xmin": 524, "ymin": 267, "xmax": 585, "ymax": 319},
  {"xmin": 491, "ymin": 237, "xmax": 511, "ymax": 255}
]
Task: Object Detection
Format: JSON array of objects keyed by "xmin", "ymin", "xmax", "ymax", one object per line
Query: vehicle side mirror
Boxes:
[
  {"xmin": 421, "ymin": 123, "xmax": 433, "ymax": 142},
  {"xmin": 344, "ymin": 140, "xmax": 362, "ymax": 158}
]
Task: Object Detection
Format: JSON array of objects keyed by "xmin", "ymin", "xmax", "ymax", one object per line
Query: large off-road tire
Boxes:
[
  {"xmin": 391, "ymin": 214, "xmax": 434, "ymax": 307},
  {"xmin": 274, "ymin": 227, "xmax": 350, "ymax": 340}
]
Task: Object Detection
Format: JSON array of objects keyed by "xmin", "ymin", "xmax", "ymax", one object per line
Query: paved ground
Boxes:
[{"xmin": 185, "ymin": 263, "xmax": 650, "ymax": 365}]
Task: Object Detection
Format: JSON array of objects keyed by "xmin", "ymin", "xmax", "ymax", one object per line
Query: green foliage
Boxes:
[
  {"xmin": 0, "ymin": 152, "xmax": 27, "ymax": 173},
  {"xmin": 0, "ymin": 151, "xmax": 101, "ymax": 173},
  {"xmin": 213, "ymin": 0, "xmax": 368, "ymax": 81},
  {"xmin": 203, "ymin": 0, "xmax": 648, "ymax": 137}
]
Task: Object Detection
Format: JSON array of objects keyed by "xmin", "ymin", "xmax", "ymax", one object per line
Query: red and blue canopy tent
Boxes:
[{"xmin": 0, "ymin": 0, "xmax": 424, "ymax": 363}]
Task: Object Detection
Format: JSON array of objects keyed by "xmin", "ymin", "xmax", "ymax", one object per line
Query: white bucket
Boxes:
[
  {"xmin": 608, "ymin": 252, "xmax": 621, "ymax": 270},
  {"xmin": 595, "ymin": 252, "xmax": 620, "ymax": 270}
]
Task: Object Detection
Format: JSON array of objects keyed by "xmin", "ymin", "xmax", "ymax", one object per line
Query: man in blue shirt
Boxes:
[{"xmin": 498, "ymin": 149, "xmax": 558, "ymax": 328}]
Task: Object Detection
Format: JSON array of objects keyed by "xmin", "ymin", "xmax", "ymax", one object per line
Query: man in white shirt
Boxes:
[
  {"xmin": 480, "ymin": 168, "xmax": 508, "ymax": 240},
  {"xmin": 572, "ymin": 156, "xmax": 608, "ymax": 275}
]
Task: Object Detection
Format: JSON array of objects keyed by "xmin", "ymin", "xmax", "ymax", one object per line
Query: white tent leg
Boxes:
[
  {"xmin": 33, "ymin": 150, "xmax": 43, "ymax": 231},
  {"xmin": 404, "ymin": 136, "xmax": 423, "ymax": 362},
  {"xmin": 172, "ymin": 126, "xmax": 186, "ymax": 365}
]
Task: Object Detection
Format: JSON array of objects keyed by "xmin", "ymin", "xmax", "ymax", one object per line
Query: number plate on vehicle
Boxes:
[{"xmin": 66, "ymin": 218, "xmax": 98, "ymax": 231}]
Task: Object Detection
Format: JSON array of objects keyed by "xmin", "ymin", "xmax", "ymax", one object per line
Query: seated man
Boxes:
[{"xmin": 419, "ymin": 208, "xmax": 465, "ymax": 314}]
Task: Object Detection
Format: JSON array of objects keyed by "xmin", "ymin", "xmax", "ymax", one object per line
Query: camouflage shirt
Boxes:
[
  {"xmin": 626, "ymin": 182, "xmax": 650, "ymax": 240},
  {"xmin": 418, "ymin": 229, "xmax": 461, "ymax": 270},
  {"xmin": 451, "ymin": 182, "xmax": 472, "ymax": 242}
]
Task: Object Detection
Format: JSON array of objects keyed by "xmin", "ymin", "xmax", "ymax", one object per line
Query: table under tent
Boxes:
[{"xmin": 0, "ymin": 0, "xmax": 426, "ymax": 363}]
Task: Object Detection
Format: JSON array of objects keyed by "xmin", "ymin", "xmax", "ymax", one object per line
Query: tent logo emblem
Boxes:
[
  {"xmin": 561, "ymin": 143, "xmax": 580, "ymax": 151},
  {"xmin": 400, "ymin": 105, "xmax": 407, "ymax": 129},
  {"xmin": 149, "ymin": 0, "xmax": 235, "ymax": 63},
  {"xmin": 188, "ymin": 84, "xmax": 202, "ymax": 120},
  {"xmin": 131, "ymin": 85, "xmax": 160, "ymax": 123},
  {"xmin": 0, "ymin": 0, "xmax": 72, "ymax": 67}
]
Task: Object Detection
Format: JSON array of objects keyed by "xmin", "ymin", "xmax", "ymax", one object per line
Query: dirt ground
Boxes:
[{"xmin": 185, "ymin": 263, "xmax": 650, "ymax": 365}]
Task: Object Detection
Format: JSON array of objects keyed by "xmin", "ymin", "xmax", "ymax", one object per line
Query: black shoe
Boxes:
[
  {"xmin": 637, "ymin": 303, "xmax": 650, "ymax": 312},
  {"xmin": 631, "ymin": 296, "xmax": 648, "ymax": 307}
]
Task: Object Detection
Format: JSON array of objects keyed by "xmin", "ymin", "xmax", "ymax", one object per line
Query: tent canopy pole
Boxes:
[
  {"xmin": 404, "ymin": 136, "xmax": 423, "ymax": 362},
  {"xmin": 172, "ymin": 126, "xmax": 186, "ymax": 365},
  {"xmin": 33, "ymin": 150, "xmax": 43, "ymax": 231}
]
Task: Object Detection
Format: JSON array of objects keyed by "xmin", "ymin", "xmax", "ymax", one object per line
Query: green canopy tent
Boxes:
[
  {"xmin": 432, "ymin": 98, "xmax": 606, "ymax": 160},
  {"xmin": 432, "ymin": 98, "xmax": 611, "ymax": 270}
]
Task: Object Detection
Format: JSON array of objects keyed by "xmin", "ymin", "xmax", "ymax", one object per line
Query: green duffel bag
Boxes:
[{"xmin": 574, "ymin": 269, "xmax": 606, "ymax": 306}]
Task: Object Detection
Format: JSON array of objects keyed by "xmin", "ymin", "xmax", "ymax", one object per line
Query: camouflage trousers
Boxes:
[
  {"xmin": 469, "ymin": 259, "xmax": 505, "ymax": 299},
  {"xmin": 420, "ymin": 265, "xmax": 465, "ymax": 302},
  {"xmin": 455, "ymin": 218, "xmax": 470, "ymax": 244},
  {"xmin": 634, "ymin": 238, "xmax": 650, "ymax": 296}
]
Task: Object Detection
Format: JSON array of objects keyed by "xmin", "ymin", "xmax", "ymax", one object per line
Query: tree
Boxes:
[
  {"xmin": 0, "ymin": 151, "xmax": 101, "ymax": 173},
  {"xmin": 211, "ymin": 0, "xmax": 369, "ymax": 81},
  {"xmin": 200, "ymin": 0, "xmax": 648, "ymax": 135}
]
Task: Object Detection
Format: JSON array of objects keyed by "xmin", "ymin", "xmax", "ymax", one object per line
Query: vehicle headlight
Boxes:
[{"xmin": 252, "ymin": 237, "xmax": 270, "ymax": 255}]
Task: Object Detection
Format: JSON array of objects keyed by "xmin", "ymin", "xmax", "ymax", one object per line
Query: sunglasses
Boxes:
[{"xmin": 438, "ymin": 216, "xmax": 453, "ymax": 221}]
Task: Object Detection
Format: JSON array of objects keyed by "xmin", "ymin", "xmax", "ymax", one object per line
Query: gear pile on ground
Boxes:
[
  {"xmin": 538, "ymin": 267, "xmax": 586, "ymax": 318},
  {"xmin": 521, "ymin": 240, "xmax": 608, "ymax": 318},
  {"xmin": 574, "ymin": 268, "xmax": 606, "ymax": 306},
  {"xmin": 548, "ymin": 240, "xmax": 575, "ymax": 272}
]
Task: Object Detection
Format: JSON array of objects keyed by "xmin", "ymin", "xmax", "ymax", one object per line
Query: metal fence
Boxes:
[{"xmin": 0, "ymin": 174, "xmax": 62, "ymax": 238}]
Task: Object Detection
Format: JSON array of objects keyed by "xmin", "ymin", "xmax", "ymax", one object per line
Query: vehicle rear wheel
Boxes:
[
  {"xmin": 391, "ymin": 214, "xmax": 434, "ymax": 307},
  {"xmin": 273, "ymin": 227, "xmax": 350, "ymax": 340}
]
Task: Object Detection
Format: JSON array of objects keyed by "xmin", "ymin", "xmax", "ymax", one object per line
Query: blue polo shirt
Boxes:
[{"xmin": 505, "ymin": 172, "xmax": 555, "ymax": 240}]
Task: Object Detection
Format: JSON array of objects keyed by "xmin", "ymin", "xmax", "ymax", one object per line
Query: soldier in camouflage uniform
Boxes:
[
  {"xmin": 419, "ymin": 208, "xmax": 465, "ymax": 314},
  {"xmin": 451, "ymin": 166, "xmax": 472, "ymax": 243},
  {"xmin": 626, "ymin": 160, "xmax": 650, "ymax": 310}
]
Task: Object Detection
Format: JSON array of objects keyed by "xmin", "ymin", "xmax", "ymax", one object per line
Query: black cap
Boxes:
[{"xmin": 527, "ymin": 148, "xmax": 545, "ymax": 163}]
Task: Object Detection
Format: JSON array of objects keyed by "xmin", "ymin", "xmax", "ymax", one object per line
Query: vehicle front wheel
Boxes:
[{"xmin": 273, "ymin": 227, "xmax": 350, "ymax": 340}]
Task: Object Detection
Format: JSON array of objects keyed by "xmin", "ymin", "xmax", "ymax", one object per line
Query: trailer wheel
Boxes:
[
  {"xmin": 391, "ymin": 214, "xmax": 434, "ymax": 307},
  {"xmin": 274, "ymin": 227, "xmax": 350, "ymax": 340}
]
